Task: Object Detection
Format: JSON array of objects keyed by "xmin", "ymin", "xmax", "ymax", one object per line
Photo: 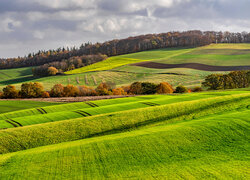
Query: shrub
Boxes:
[
  {"xmin": 129, "ymin": 82, "xmax": 142, "ymax": 95},
  {"xmin": 50, "ymin": 84, "xmax": 64, "ymax": 97},
  {"xmin": 141, "ymin": 82, "xmax": 158, "ymax": 94},
  {"xmin": 63, "ymin": 85, "xmax": 79, "ymax": 97},
  {"xmin": 192, "ymin": 87, "xmax": 203, "ymax": 92},
  {"xmin": 42, "ymin": 91, "xmax": 50, "ymax": 98},
  {"xmin": 78, "ymin": 86, "xmax": 97, "ymax": 96},
  {"xmin": 3, "ymin": 85, "xmax": 19, "ymax": 98},
  {"xmin": 175, "ymin": 85, "xmax": 189, "ymax": 93},
  {"xmin": 112, "ymin": 88, "xmax": 126, "ymax": 95},
  {"xmin": 20, "ymin": 82, "xmax": 45, "ymax": 98},
  {"xmin": 96, "ymin": 82, "xmax": 113, "ymax": 95},
  {"xmin": 0, "ymin": 91, "xmax": 3, "ymax": 99},
  {"xmin": 202, "ymin": 71, "xmax": 250, "ymax": 90},
  {"xmin": 47, "ymin": 67, "xmax": 59, "ymax": 76},
  {"xmin": 156, "ymin": 82, "xmax": 174, "ymax": 94}
]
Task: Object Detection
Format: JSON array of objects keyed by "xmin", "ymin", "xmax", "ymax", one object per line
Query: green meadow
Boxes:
[
  {"xmin": 0, "ymin": 43, "xmax": 249, "ymax": 90},
  {"xmin": 0, "ymin": 89, "xmax": 249, "ymax": 179}
]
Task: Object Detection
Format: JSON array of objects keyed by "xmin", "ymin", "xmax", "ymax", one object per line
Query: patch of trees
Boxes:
[
  {"xmin": 202, "ymin": 70, "xmax": 250, "ymax": 90},
  {"xmin": 1, "ymin": 30, "xmax": 250, "ymax": 69},
  {"xmin": 32, "ymin": 54, "xmax": 107, "ymax": 77},
  {"xmin": 1, "ymin": 81, "xmax": 188, "ymax": 99}
]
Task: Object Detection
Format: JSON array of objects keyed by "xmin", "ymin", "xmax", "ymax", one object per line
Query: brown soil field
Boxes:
[{"xmin": 132, "ymin": 62, "xmax": 250, "ymax": 71}]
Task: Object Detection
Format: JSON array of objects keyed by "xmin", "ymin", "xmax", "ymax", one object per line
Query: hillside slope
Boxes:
[{"xmin": 0, "ymin": 97, "xmax": 249, "ymax": 179}]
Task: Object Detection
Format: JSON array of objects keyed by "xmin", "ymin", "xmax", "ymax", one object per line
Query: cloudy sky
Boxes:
[{"xmin": 0, "ymin": 0, "xmax": 250, "ymax": 58}]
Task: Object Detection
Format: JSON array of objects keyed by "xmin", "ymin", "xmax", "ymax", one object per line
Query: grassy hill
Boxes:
[
  {"xmin": 0, "ymin": 43, "xmax": 249, "ymax": 90},
  {"xmin": 0, "ymin": 89, "xmax": 249, "ymax": 179}
]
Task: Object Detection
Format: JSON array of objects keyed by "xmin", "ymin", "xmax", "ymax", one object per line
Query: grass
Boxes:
[
  {"xmin": 0, "ymin": 92, "xmax": 249, "ymax": 154},
  {"xmin": 65, "ymin": 48, "xmax": 195, "ymax": 74},
  {"xmin": 0, "ymin": 101, "xmax": 249, "ymax": 179},
  {"xmin": 0, "ymin": 43, "xmax": 249, "ymax": 90},
  {"xmin": 0, "ymin": 90, "xmax": 249, "ymax": 130},
  {"xmin": 0, "ymin": 101, "xmax": 61, "ymax": 114}
]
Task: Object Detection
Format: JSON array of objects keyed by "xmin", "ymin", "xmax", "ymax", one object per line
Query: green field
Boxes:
[
  {"xmin": 0, "ymin": 89, "xmax": 249, "ymax": 179},
  {"xmin": 0, "ymin": 100, "xmax": 60, "ymax": 114},
  {"xmin": 0, "ymin": 43, "xmax": 249, "ymax": 90}
]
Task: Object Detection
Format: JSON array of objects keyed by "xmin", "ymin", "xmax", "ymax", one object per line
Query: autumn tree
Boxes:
[
  {"xmin": 50, "ymin": 84, "xmax": 64, "ymax": 97},
  {"xmin": 63, "ymin": 85, "xmax": 79, "ymax": 97},
  {"xmin": 129, "ymin": 82, "xmax": 142, "ymax": 95},
  {"xmin": 20, "ymin": 82, "xmax": 45, "ymax": 98},
  {"xmin": 156, "ymin": 82, "xmax": 174, "ymax": 94},
  {"xmin": 175, "ymin": 85, "xmax": 188, "ymax": 93},
  {"xmin": 47, "ymin": 67, "xmax": 58, "ymax": 76},
  {"xmin": 2, "ymin": 85, "xmax": 19, "ymax": 98},
  {"xmin": 78, "ymin": 85, "xmax": 97, "ymax": 96},
  {"xmin": 96, "ymin": 82, "xmax": 113, "ymax": 95},
  {"xmin": 112, "ymin": 88, "xmax": 126, "ymax": 95}
]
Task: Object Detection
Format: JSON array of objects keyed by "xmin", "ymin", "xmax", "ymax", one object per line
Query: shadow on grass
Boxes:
[{"xmin": 0, "ymin": 76, "xmax": 39, "ymax": 85}]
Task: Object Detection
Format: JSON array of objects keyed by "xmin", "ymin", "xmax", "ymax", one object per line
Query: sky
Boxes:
[{"xmin": 0, "ymin": 0, "xmax": 250, "ymax": 58}]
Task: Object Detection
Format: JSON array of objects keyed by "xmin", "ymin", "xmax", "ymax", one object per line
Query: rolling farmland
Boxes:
[
  {"xmin": 0, "ymin": 89, "xmax": 249, "ymax": 179},
  {"xmin": 0, "ymin": 44, "xmax": 250, "ymax": 90}
]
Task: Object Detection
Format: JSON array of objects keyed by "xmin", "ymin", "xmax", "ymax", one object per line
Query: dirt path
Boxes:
[
  {"xmin": 132, "ymin": 62, "xmax": 250, "ymax": 71},
  {"xmin": 0, "ymin": 95, "xmax": 139, "ymax": 103}
]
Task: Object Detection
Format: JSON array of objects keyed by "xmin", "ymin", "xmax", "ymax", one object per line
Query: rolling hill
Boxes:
[
  {"xmin": 0, "ymin": 89, "xmax": 249, "ymax": 179},
  {"xmin": 0, "ymin": 43, "xmax": 249, "ymax": 91}
]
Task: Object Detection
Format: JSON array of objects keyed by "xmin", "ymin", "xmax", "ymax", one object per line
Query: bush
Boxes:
[
  {"xmin": 47, "ymin": 67, "xmax": 58, "ymax": 76},
  {"xmin": 175, "ymin": 85, "xmax": 189, "ymax": 93},
  {"xmin": 63, "ymin": 85, "xmax": 79, "ymax": 97},
  {"xmin": 129, "ymin": 82, "xmax": 142, "ymax": 95},
  {"xmin": 78, "ymin": 86, "xmax": 97, "ymax": 96},
  {"xmin": 20, "ymin": 82, "xmax": 45, "ymax": 98},
  {"xmin": 96, "ymin": 82, "xmax": 113, "ymax": 95},
  {"xmin": 202, "ymin": 71, "xmax": 250, "ymax": 90},
  {"xmin": 50, "ymin": 84, "xmax": 64, "ymax": 97},
  {"xmin": 156, "ymin": 82, "xmax": 174, "ymax": 94},
  {"xmin": 3, "ymin": 85, "xmax": 19, "ymax": 98},
  {"xmin": 42, "ymin": 91, "xmax": 50, "ymax": 98},
  {"xmin": 141, "ymin": 82, "xmax": 158, "ymax": 94},
  {"xmin": 192, "ymin": 87, "xmax": 203, "ymax": 92},
  {"xmin": 112, "ymin": 88, "xmax": 127, "ymax": 95},
  {"xmin": 0, "ymin": 91, "xmax": 3, "ymax": 99}
]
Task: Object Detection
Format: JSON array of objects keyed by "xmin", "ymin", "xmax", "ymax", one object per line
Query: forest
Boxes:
[{"xmin": 1, "ymin": 30, "xmax": 250, "ymax": 70}]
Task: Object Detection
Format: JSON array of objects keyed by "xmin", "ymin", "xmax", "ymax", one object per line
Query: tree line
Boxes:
[
  {"xmin": 1, "ymin": 30, "xmax": 250, "ymax": 69},
  {"xmin": 0, "ymin": 81, "xmax": 203, "ymax": 99},
  {"xmin": 32, "ymin": 54, "xmax": 107, "ymax": 76},
  {"xmin": 202, "ymin": 70, "xmax": 250, "ymax": 90}
]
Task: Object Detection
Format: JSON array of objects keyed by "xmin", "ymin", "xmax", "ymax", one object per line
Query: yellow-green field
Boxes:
[
  {"xmin": 2, "ymin": 43, "xmax": 249, "ymax": 90},
  {"xmin": 0, "ymin": 89, "xmax": 249, "ymax": 179}
]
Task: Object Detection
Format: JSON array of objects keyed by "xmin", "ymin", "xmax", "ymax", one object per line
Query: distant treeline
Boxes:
[
  {"xmin": 32, "ymin": 54, "xmax": 107, "ymax": 77},
  {"xmin": 1, "ymin": 30, "xmax": 250, "ymax": 69}
]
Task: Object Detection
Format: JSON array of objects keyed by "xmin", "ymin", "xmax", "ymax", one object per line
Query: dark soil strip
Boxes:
[
  {"xmin": 132, "ymin": 62, "xmax": 250, "ymax": 71},
  {"xmin": 85, "ymin": 102, "xmax": 98, "ymax": 107},
  {"xmin": 9, "ymin": 119, "xmax": 22, "ymax": 127},
  {"xmin": 5, "ymin": 120, "xmax": 18, "ymax": 127},
  {"xmin": 88, "ymin": 102, "xmax": 99, "ymax": 107},
  {"xmin": 40, "ymin": 108, "xmax": 47, "ymax": 114},
  {"xmin": 37, "ymin": 108, "xmax": 44, "ymax": 114},
  {"xmin": 141, "ymin": 102, "xmax": 160, "ymax": 106},
  {"xmin": 78, "ymin": 110, "xmax": 92, "ymax": 116},
  {"xmin": 74, "ymin": 111, "xmax": 88, "ymax": 117}
]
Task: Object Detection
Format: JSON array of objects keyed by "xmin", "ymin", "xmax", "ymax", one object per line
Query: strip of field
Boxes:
[
  {"xmin": 132, "ymin": 62, "xmax": 250, "ymax": 71},
  {"xmin": 0, "ymin": 106, "xmax": 249, "ymax": 179},
  {"xmin": 0, "ymin": 93, "xmax": 249, "ymax": 154},
  {"xmin": 0, "ymin": 101, "xmax": 60, "ymax": 114},
  {"xmin": 0, "ymin": 91, "xmax": 248, "ymax": 130}
]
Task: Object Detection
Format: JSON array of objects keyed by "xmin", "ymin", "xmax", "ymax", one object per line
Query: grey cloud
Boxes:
[{"xmin": 0, "ymin": 0, "xmax": 249, "ymax": 58}]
